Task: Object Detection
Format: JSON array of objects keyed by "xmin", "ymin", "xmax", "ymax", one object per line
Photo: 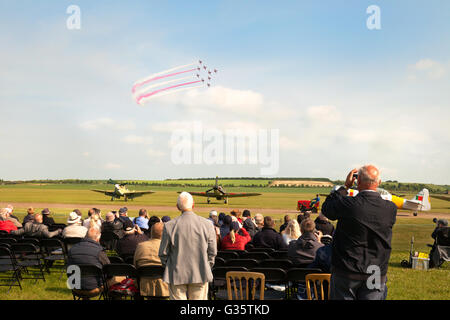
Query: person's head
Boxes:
[
  {"xmin": 105, "ymin": 211, "xmax": 115, "ymax": 222},
  {"xmin": 284, "ymin": 214, "xmax": 291, "ymax": 224},
  {"xmin": 230, "ymin": 209, "xmax": 241, "ymax": 219},
  {"xmin": 0, "ymin": 208, "xmax": 9, "ymax": 220},
  {"xmin": 437, "ymin": 219, "xmax": 448, "ymax": 228},
  {"xmin": 123, "ymin": 219, "xmax": 135, "ymax": 235},
  {"xmin": 148, "ymin": 216, "xmax": 161, "ymax": 230},
  {"xmin": 87, "ymin": 227, "xmax": 101, "ymax": 243},
  {"xmin": 73, "ymin": 209, "xmax": 82, "ymax": 217},
  {"xmin": 303, "ymin": 212, "xmax": 311, "ymax": 219},
  {"xmin": 318, "ymin": 212, "xmax": 328, "ymax": 221},
  {"xmin": 218, "ymin": 212, "xmax": 226, "ymax": 222},
  {"xmin": 138, "ymin": 209, "xmax": 147, "ymax": 217},
  {"xmin": 263, "ymin": 216, "xmax": 275, "ymax": 229},
  {"xmin": 300, "ymin": 218, "xmax": 315, "ymax": 234},
  {"xmin": 93, "ymin": 208, "xmax": 101, "ymax": 216},
  {"xmin": 209, "ymin": 210, "xmax": 218, "ymax": 218},
  {"xmin": 285, "ymin": 219, "xmax": 301, "ymax": 240},
  {"xmin": 177, "ymin": 192, "xmax": 194, "ymax": 212},
  {"xmin": 229, "ymin": 221, "xmax": 240, "ymax": 244},
  {"xmin": 41, "ymin": 208, "xmax": 51, "ymax": 216},
  {"xmin": 242, "ymin": 210, "xmax": 251, "ymax": 220},
  {"xmin": 87, "ymin": 208, "xmax": 95, "ymax": 217},
  {"xmin": 297, "ymin": 214, "xmax": 304, "ymax": 225},
  {"xmin": 67, "ymin": 211, "xmax": 82, "ymax": 225},
  {"xmin": 254, "ymin": 213, "xmax": 264, "ymax": 227},
  {"xmin": 223, "ymin": 215, "xmax": 232, "ymax": 226},
  {"xmin": 161, "ymin": 216, "xmax": 171, "ymax": 223},
  {"xmin": 119, "ymin": 207, "xmax": 128, "ymax": 216},
  {"xmin": 151, "ymin": 222, "xmax": 164, "ymax": 239},
  {"xmin": 357, "ymin": 164, "xmax": 381, "ymax": 191},
  {"xmin": 6, "ymin": 204, "xmax": 14, "ymax": 213},
  {"xmin": 34, "ymin": 213, "xmax": 43, "ymax": 224},
  {"xmin": 27, "ymin": 207, "xmax": 35, "ymax": 215}
]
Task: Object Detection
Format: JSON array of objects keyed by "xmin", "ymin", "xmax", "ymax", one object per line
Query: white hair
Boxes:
[
  {"xmin": 358, "ymin": 164, "xmax": 381, "ymax": 186},
  {"xmin": 177, "ymin": 192, "xmax": 194, "ymax": 212}
]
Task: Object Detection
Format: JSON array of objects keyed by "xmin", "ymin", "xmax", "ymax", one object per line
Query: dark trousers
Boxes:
[{"xmin": 330, "ymin": 273, "xmax": 387, "ymax": 300}]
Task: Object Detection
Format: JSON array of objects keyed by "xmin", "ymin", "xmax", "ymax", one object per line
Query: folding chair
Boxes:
[
  {"xmin": 18, "ymin": 238, "xmax": 40, "ymax": 246},
  {"xmin": 0, "ymin": 246, "xmax": 22, "ymax": 292},
  {"xmin": 11, "ymin": 243, "xmax": 46, "ymax": 283},
  {"xmin": 225, "ymin": 259, "xmax": 259, "ymax": 269},
  {"xmin": 67, "ymin": 264, "xmax": 106, "ymax": 300},
  {"xmin": 259, "ymin": 259, "xmax": 293, "ymax": 270},
  {"xmin": 102, "ymin": 263, "xmax": 140, "ymax": 300},
  {"xmin": 248, "ymin": 247, "xmax": 275, "ymax": 254},
  {"xmin": 100, "ymin": 232, "xmax": 119, "ymax": 251},
  {"xmin": 0, "ymin": 238, "xmax": 18, "ymax": 246},
  {"xmin": 108, "ymin": 256, "xmax": 125, "ymax": 264},
  {"xmin": 305, "ymin": 273, "xmax": 331, "ymax": 300},
  {"xmin": 40, "ymin": 238, "xmax": 67, "ymax": 277},
  {"xmin": 240, "ymin": 252, "xmax": 271, "ymax": 261},
  {"xmin": 48, "ymin": 224, "xmax": 67, "ymax": 232},
  {"xmin": 270, "ymin": 250, "xmax": 288, "ymax": 260},
  {"xmin": 250, "ymin": 267, "xmax": 287, "ymax": 300},
  {"xmin": 285, "ymin": 268, "xmax": 323, "ymax": 299},
  {"xmin": 210, "ymin": 266, "xmax": 248, "ymax": 300},
  {"xmin": 217, "ymin": 251, "xmax": 240, "ymax": 261},
  {"xmin": 226, "ymin": 271, "xmax": 265, "ymax": 300},
  {"xmin": 213, "ymin": 257, "xmax": 226, "ymax": 268},
  {"xmin": 63, "ymin": 237, "xmax": 83, "ymax": 252},
  {"xmin": 137, "ymin": 265, "xmax": 169, "ymax": 300}
]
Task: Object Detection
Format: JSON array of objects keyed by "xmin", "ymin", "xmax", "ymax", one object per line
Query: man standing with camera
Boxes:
[{"xmin": 322, "ymin": 164, "xmax": 397, "ymax": 300}]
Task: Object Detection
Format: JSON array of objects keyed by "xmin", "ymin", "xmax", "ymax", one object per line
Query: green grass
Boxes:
[{"xmin": 0, "ymin": 184, "xmax": 449, "ymax": 300}]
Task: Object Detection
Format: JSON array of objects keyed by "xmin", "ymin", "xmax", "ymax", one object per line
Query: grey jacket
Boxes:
[
  {"xmin": 288, "ymin": 232, "xmax": 324, "ymax": 266},
  {"xmin": 11, "ymin": 221, "xmax": 61, "ymax": 238},
  {"xmin": 159, "ymin": 211, "xmax": 217, "ymax": 285}
]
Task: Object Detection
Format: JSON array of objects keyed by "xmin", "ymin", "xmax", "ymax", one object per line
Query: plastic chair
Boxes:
[
  {"xmin": 226, "ymin": 271, "xmax": 265, "ymax": 300},
  {"xmin": 305, "ymin": 273, "xmax": 331, "ymax": 300}
]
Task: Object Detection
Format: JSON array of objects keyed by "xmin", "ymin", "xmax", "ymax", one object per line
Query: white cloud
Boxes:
[
  {"xmin": 82, "ymin": 152, "xmax": 90, "ymax": 157},
  {"xmin": 306, "ymin": 105, "xmax": 341, "ymax": 123},
  {"xmin": 121, "ymin": 135, "xmax": 153, "ymax": 145},
  {"xmin": 409, "ymin": 58, "xmax": 446, "ymax": 79},
  {"xmin": 147, "ymin": 148, "xmax": 166, "ymax": 157},
  {"xmin": 80, "ymin": 118, "xmax": 136, "ymax": 131},
  {"xmin": 105, "ymin": 163, "xmax": 121, "ymax": 169}
]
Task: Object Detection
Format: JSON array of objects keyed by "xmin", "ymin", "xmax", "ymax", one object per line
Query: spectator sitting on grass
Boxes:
[{"xmin": 11, "ymin": 213, "xmax": 62, "ymax": 238}]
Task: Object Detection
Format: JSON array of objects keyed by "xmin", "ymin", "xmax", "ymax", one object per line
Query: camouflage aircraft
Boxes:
[
  {"xmin": 178, "ymin": 176, "xmax": 261, "ymax": 204},
  {"xmin": 91, "ymin": 179, "xmax": 155, "ymax": 201}
]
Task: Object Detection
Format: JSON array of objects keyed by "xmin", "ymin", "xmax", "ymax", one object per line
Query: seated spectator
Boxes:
[
  {"xmin": 288, "ymin": 218, "xmax": 324, "ymax": 266},
  {"xmin": 41, "ymin": 208, "xmax": 55, "ymax": 227},
  {"xmin": 220, "ymin": 215, "xmax": 232, "ymax": 239},
  {"xmin": 73, "ymin": 209, "xmax": 83, "ymax": 218},
  {"xmin": 161, "ymin": 216, "xmax": 171, "ymax": 223},
  {"xmin": 251, "ymin": 216, "xmax": 287, "ymax": 250},
  {"xmin": 208, "ymin": 210, "xmax": 218, "ymax": 225},
  {"xmin": 314, "ymin": 213, "xmax": 335, "ymax": 236},
  {"xmin": 101, "ymin": 212, "xmax": 125, "ymax": 239},
  {"xmin": 254, "ymin": 213, "xmax": 264, "ymax": 232},
  {"xmin": 63, "ymin": 212, "xmax": 88, "ymax": 239},
  {"xmin": 430, "ymin": 219, "xmax": 450, "ymax": 268},
  {"xmin": 67, "ymin": 227, "xmax": 111, "ymax": 298},
  {"xmin": 0, "ymin": 208, "xmax": 18, "ymax": 233},
  {"xmin": 148, "ymin": 216, "xmax": 161, "ymax": 230},
  {"xmin": 22, "ymin": 207, "xmax": 35, "ymax": 225},
  {"xmin": 282, "ymin": 219, "xmax": 301, "ymax": 245},
  {"xmin": 242, "ymin": 210, "xmax": 258, "ymax": 238},
  {"xmin": 279, "ymin": 215, "xmax": 291, "ymax": 233},
  {"xmin": 134, "ymin": 222, "xmax": 169, "ymax": 298},
  {"xmin": 4, "ymin": 207, "xmax": 22, "ymax": 229},
  {"xmin": 118, "ymin": 207, "xmax": 133, "ymax": 225},
  {"xmin": 230, "ymin": 209, "xmax": 243, "ymax": 225},
  {"xmin": 83, "ymin": 208, "xmax": 102, "ymax": 230},
  {"xmin": 88, "ymin": 212, "xmax": 102, "ymax": 231},
  {"xmin": 116, "ymin": 220, "xmax": 149, "ymax": 259},
  {"xmin": 309, "ymin": 239, "xmax": 333, "ymax": 273},
  {"xmin": 221, "ymin": 221, "xmax": 251, "ymax": 251},
  {"xmin": 11, "ymin": 213, "xmax": 62, "ymax": 238},
  {"xmin": 134, "ymin": 209, "xmax": 149, "ymax": 231},
  {"xmin": 218, "ymin": 213, "xmax": 226, "ymax": 227}
]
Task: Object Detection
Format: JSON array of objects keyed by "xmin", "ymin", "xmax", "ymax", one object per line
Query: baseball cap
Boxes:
[{"xmin": 119, "ymin": 207, "xmax": 128, "ymax": 214}]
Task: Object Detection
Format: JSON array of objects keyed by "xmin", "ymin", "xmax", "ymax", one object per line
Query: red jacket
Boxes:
[
  {"xmin": 0, "ymin": 220, "xmax": 18, "ymax": 233},
  {"xmin": 221, "ymin": 228, "xmax": 251, "ymax": 251}
]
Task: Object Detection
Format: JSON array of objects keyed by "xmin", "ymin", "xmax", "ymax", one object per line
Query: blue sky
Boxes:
[{"xmin": 0, "ymin": 1, "xmax": 449, "ymax": 183}]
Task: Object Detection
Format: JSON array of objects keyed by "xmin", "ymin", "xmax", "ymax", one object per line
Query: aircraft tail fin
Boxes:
[{"xmin": 412, "ymin": 188, "xmax": 431, "ymax": 211}]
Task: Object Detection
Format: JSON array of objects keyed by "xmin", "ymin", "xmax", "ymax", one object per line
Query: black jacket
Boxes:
[
  {"xmin": 42, "ymin": 216, "xmax": 55, "ymax": 226},
  {"xmin": 251, "ymin": 227, "xmax": 287, "ymax": 250},
  {"xmin": 322, "ymin": 187, "xmax": 397, "ymax": 277},
  {"xmin": 288, "ymin": 231, "xmax": 324, "ymax": 266},
  {"xmin": 314, "ymin": 217, "xmax": 335, "ymax": 236},
  {"xmin": 116, "ymin": 233, "xmax": 149, "ymax": 258},
  {"xmin": 243, "ymin": 219, "xmax": 258, "ymax": 238},
  {"xmin": 67, "ymin": 239, "xmax": 110, "ymax": 290}
]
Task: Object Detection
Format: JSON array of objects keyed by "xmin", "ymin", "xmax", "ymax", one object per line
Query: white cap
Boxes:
[{"xmin": 209, "ymin": 210, "xmax": 218, "ymax": 217}]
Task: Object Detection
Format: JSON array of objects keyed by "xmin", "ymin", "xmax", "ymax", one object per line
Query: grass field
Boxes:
[{"xmin": 0, "ymin": 183, "xmax": 449, "ymax": 300}]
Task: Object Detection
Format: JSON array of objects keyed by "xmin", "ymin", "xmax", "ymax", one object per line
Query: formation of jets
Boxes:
[{"xmin": 197, "ymin": 60, "xmax": 217, "ymax": 88}]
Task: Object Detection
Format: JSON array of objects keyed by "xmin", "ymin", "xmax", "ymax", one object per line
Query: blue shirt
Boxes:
[{"xmin": 134, "ymin": 216, "xmax": 149, "ymax": 230}]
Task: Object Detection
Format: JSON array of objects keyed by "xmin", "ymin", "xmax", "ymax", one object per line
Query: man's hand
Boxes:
[{"xmin": 345, "ymin": 168, "xmax": 358, "ymax": 189}]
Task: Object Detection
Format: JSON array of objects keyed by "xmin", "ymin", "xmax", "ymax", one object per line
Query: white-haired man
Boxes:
[
  {"xmin": 158, "ymin": 192, "xmax": 217, "ymax": 300},
  {"xmin": 322, "ymin": 165, "xmax": 397, "ymax": 300}
]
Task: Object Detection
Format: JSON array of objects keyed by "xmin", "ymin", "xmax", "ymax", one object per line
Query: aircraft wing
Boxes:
[
  {"xmin": 223, "ymin": 192, "xmax": 262, "ymax": 198},
  {"xmin": 91, "ymin": 189, "xmax": 116, "ymax": 197},
  {"xmin": 180, "ymin": 192, "xmax": 213, "ymax": 197},
  {"xmin": 125, "ymin": 191, "xmax": 155, "ymax": 198},
  {"xmin": 403, "ymin": 199, "xmax": 422, "ymax": 211}
]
